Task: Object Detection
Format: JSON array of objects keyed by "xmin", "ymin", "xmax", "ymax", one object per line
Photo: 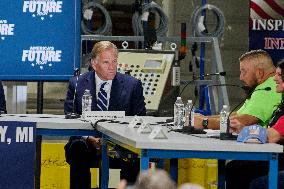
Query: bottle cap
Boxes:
[{"xmin": 84, "ymin": 89, "xmax": 91, "ymax": 95}]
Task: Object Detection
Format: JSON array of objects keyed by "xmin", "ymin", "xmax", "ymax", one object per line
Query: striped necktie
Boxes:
[{"xmin": 97, "ymin": 82, "xmax": 108, "ymax": 111}]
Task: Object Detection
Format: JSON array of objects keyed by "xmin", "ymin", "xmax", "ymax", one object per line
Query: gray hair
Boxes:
[
  {"xmin": 239, "ymin": 49, "xmax": 275, "ymax": 72},
  {"xmin": 134, "ymin": 169, "xmax": 176, "ymax": 189},
  {"xmin": 90, "ymin": 41, "xmax": 118, "ymax": 59}
]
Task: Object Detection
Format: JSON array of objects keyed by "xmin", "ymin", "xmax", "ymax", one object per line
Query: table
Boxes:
[
  {"xmin": 1, "ymin": 114, "xmax": 282, "ymax": 189},
  {"xmin": 95, "ymin": 117, "xmax": 283, "ymax": 189},
  {"xmin": 0, "ymin": 114, "xmax": 97, "ymax": 136},
  {"xmin": 0, "ymin": 114, "xmax": 106, "ymax": 188}
]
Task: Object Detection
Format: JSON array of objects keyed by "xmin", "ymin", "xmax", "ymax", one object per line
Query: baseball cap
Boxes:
[{"xmin": 237, "ymin": 124, "xmax": 267, "ymax": 144}]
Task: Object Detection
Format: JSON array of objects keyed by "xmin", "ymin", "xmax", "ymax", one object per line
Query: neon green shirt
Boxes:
[{"xmin": 237, "ymin": 76, "xmax": 282, "ymax": 126}]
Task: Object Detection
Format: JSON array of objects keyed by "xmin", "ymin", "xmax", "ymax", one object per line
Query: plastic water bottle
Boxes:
[
  {"xmin": 174, "ymin": 97, "xmax": 184, "ymax": 128},
  {"xmin": 82, "ymin": 89, "xmax": 92, "ymax": 119},
  {"xmin": 184, "ymin": 100, "xmax": 195, "ymax": 127},
  {"xmin": 220, "ymin": 105, "xmax": 230, "ymax": 139}
]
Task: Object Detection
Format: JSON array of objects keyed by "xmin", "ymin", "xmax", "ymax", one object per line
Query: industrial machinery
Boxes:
[{"xmin": 117, "ymin": 50, "xmax": 174, "ymax": 111}]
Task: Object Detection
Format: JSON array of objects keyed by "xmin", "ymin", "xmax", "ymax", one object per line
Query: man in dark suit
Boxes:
[
  {"xmin": 0, "ymin": 81, "xmax": 7, "ymax": 114},
  {"xmin": 64, "ymin": 66, "xmax": 146, "ymax": 116},
  {"xmin": 64, "ymin": 41, "xmax": 146, "ymax": 189}
]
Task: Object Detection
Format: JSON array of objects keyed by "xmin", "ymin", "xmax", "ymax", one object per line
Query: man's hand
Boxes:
[
  {"xmin": 116, "ymin": 179, "xmax": 127, "ymax": 189},
  {"xmin": 229, "ymin": 117, "xmax": 244, "ymax": 133},
  {"xmin": 194, "ymin": 113, "xmax": 205, "ymax": 129},
  {"xmin": 229, "ymin": 114, "xmax": 259, "ymax": 133},
  {"xmin": 87, "ymin": 136, "xmax": 101, "ymax": 149}
]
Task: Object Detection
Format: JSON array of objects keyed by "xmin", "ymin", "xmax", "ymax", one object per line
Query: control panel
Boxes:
[{"xmin": 117, "ymin": 50, "xmax": 174, "ymax": 111}]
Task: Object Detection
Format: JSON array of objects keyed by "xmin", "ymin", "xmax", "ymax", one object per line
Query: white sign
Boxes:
[
  {"xmin": 83, "ymin": 111, "xmax": 125, "ymax": 123},
  {"xmin": 23, "ymin": 0, "xmax": 63, "ymax": 20},
  {"xmin": 22, "ymin": 46, "xmax": 62, "ymax": 70}
]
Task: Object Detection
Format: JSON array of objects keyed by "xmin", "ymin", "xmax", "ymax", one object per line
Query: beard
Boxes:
[
  {"xmin": 243, "ymin": 86, "xmax": 256, "ymax": 98},
  {"xmin": 242, "ymin": 79, "xmax": 258, "ymax": 99}
]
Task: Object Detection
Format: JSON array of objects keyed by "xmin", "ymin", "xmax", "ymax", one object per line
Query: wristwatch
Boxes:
[{"xmin": 202, "ymin": 117, "xmax": 209, "ymax": 129}]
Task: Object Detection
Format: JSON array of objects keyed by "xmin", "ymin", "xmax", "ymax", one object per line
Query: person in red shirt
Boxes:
[
  {"xmin": 266, "ymin": 59, "xmax": 284, "ymax": 143},
  {"xmin": 249, "ymin": 59, "xmax": 284, "ymax": 189}
]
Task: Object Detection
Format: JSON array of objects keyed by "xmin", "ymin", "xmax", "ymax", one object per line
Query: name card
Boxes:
[
  {"xmin": 148, "ymin": 126, "xmax": 167, "ymax": 139},
  {"xmin": 137, "ymin": 122, "xmax": 152, "ymax": 134},
  {"xmin": 128, "ymin": 116, "xmax": 143, "ymax": 128},
  {"xmin": 83, "ymin": 111, "xmax": 125, "ymax": 123}
]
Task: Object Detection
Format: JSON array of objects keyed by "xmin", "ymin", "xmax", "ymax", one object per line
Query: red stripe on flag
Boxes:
[
  {"xmin": 250, "ymin": 1, "xmax": 273, "ymax": 19},
  {"xmin": 264, "ymin": 0, "xmax": 284, "ymax": 17}
]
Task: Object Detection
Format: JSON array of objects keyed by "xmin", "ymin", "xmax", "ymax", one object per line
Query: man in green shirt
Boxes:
[
  {"xmin": 225, "ymin": 52, "xmax": 283, "ymax": 189},
  {"xmin": 235, "ymin": 76, "xmax": 280, "ymax": 126},
  {"xmin": 195, "ymin": 49, "xmax": 281, "ymax": 133},
  {"xmin": 193, "ymin": 50, "xmax": 281, "ymax": 189}
]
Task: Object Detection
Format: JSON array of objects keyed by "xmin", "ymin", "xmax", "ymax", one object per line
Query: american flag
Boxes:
[
  {"xmin": 250, "ymin": 0, "xmax": 284, "ymax": 20},
  {"xmin": 249, "ymin": 0, "xmax": 284, "ymax": 64}
]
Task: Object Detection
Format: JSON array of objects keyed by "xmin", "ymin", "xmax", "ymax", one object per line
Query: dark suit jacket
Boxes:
[
  {"xmin": 64, "ymin": 71, "xmax": 146, "ymax": 116},
  {"xmin": 0, "ymin": 81, "xmax": 6, "ymax": 113}
]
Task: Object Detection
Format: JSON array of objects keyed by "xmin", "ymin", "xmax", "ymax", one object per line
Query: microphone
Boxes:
[
  {"xmin": 179, "ymin": 71, "xmax": 226, "ymax": 96},
  {"xmin": 203, "ymin": 71, "xmax": 226, "ymax": 77},
  {"xmin": 65, "ymin": 68, "xmax": 81, "ymax": 119},
  {"xmin": 220, "ymin": 86, "xmax": 271, "ymax": 140},
  {"xmin": 186, "ymin": 83, "xmax": 233, "ymax": 128},
  {"xmin": 206, "ymin": 84, "xmax": 250, "ymax": 92}
]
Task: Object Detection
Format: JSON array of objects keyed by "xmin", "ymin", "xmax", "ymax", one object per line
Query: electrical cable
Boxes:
[
  {"xmin": 179, "ymin": 71, "xmax": 226, "ymax": 97},
  {"xmin": 132, "ymin": 1, "xmax": 168, "ymax": 37},
  {"xmin": 81, "ymin": 2, "xmax": 112, "ymax": 35},
  {"xmin": 191, "ymin": 4, "xmax": 225, "ymax": 38}
]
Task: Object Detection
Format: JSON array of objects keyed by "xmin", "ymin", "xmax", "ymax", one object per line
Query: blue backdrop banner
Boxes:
[
  {"xmin": 249, "ymin": 1, "xmax": 284, "ymax": 64},
  {"xmin": 0, "ymin": 121, "xmax": 36, "ymax": 188},
  {"xmin": 0, "ymin": 0, "xmax": 81, "ymax": 81}
]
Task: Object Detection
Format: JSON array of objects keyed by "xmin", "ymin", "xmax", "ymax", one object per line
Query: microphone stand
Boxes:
[
  {"xmin": 179, "ymin": 71, "xmax": 226, "ymax": 96},
  {"xmin": 171, "ymin": 72, "xmax": 226, "ymax": 133},
  {"xmin": 220, "ymin": 87, "xmax": 271, "ymax": 140},
  {"xmin": 205, "ymin": 83, "xmax": 248, "ymax": 139},
  {"xmin": 219, "ymin": 102, "xmax": 241, "ymax": 140},
  {"xmin": 65, "ymin": 69, "xmax": 81, "ymax": 119},
  {"xmin": 187, "ymin": 83, "xmax": 233, "ymax": 128},
  {"xmin": 174, "ymin": 72, "xmax": 226, "ymax": 132}
]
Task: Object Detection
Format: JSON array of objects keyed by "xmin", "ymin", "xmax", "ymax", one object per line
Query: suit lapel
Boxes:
[{"xmin": 109, "ymin": 74, "xmax": 123, "ymax": 111}]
